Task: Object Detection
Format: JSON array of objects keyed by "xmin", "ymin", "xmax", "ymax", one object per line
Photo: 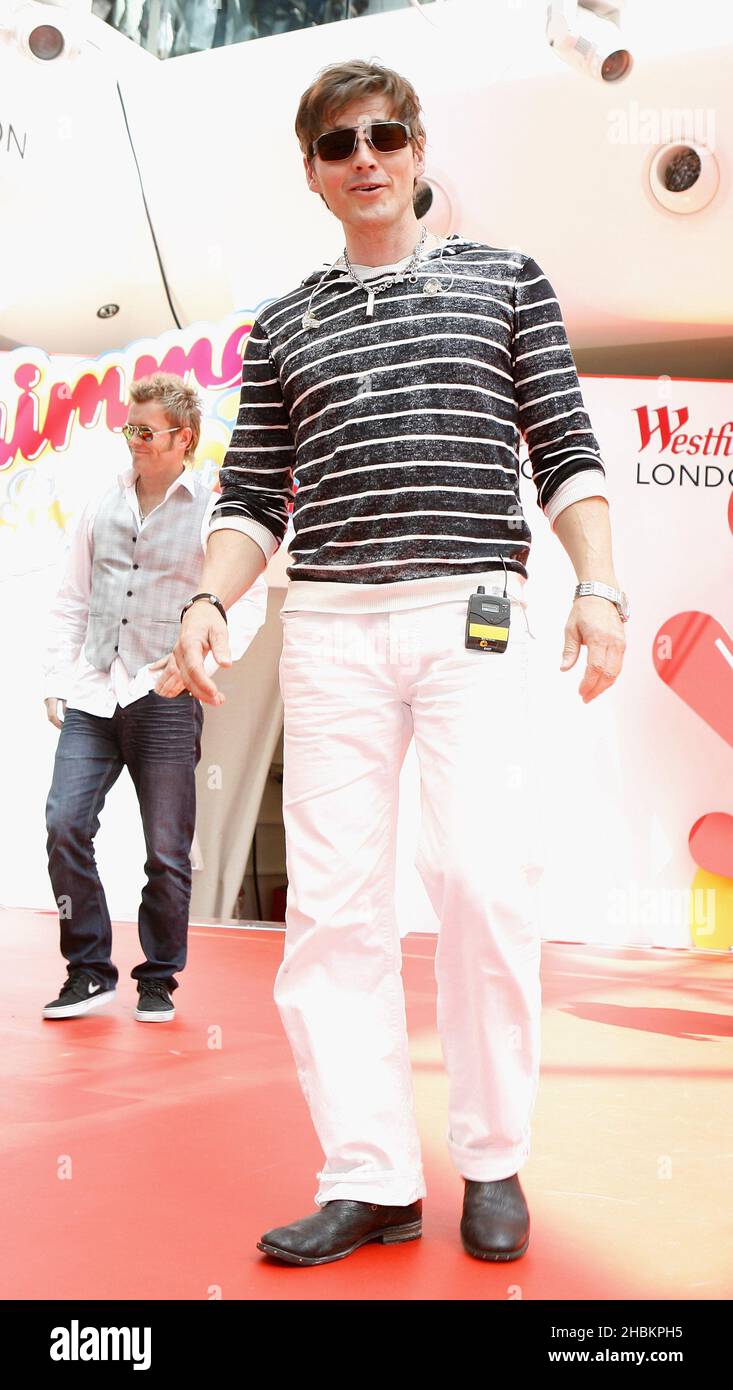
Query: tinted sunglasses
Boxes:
[
  {"xmin": 310, "ymin": 120, "xmax": 411, "ymax": 163},
  {"xmin": 122, "ymin": 424, "xmax": 180, "ymax": 443}
]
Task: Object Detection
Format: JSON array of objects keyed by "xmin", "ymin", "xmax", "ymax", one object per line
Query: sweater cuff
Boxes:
[
  {"xmin": 207, "ymin": 516, "xmax": 280, "ymax": 562},
  {"xmin": 545, "ymin": 471, "xmax": 610, "ymax": 533}
]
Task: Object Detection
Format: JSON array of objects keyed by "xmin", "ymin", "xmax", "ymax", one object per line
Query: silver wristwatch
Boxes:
[{"xmin": 574, "ymin": 581, "xmax": 630, "ymax": 622}]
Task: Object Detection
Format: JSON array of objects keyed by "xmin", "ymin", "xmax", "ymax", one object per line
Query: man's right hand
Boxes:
[
  {"xmin": 45, "ymin": 697, "xmax": 66, "ymax": 729},
  {"xmin": 173, "ymin": 603, "xmax": 232, "ymax": 706}
]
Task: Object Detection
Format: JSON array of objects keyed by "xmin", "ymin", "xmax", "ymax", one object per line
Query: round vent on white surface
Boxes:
[
  {"xmin": 27, "ymin": 22, "xmax": 64, "ymax": 59},
  {"xmin": 415, "ymin": 176, "xmax": 454, "ymax": 235},
  {"xmin": 4, "ymin": 3, "xmax": 83, "ymax": 61},
  {"xmin": 648, "ymin": 142, "xmax": 719, "ymax": 214}
]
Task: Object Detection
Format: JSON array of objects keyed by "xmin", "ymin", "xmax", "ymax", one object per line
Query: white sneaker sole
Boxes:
[
  {"xmin": 43, "ymin": 989, "xmax": 117, "ymax": 1019},
  {"xmin": 134, "ymin": 1006, "xmax": 175, "ymax": 1022}
]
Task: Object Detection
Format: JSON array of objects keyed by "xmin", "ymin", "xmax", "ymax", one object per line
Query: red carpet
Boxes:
[{"xmin": 2, "ymin": 909, "xmax": 731, "ymax": 1300}]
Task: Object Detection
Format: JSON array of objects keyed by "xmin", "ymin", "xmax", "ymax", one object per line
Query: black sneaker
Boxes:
[
  {"xmin": 134, "ymin": 980, "xmax": 175, "ymax": 1022},
  {"xmin": 43, "ymin": 970, "xmax": 116, "ymax": 1019}
]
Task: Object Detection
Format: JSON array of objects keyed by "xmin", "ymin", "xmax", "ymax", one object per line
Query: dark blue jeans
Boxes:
[{"xmin": 45, "ymin": 691, "xmax": 204, "ymax": 993}]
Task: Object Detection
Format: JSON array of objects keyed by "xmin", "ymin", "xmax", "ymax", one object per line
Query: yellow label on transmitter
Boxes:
[{"xmin": 468, "ymin": 622, "xmax": 509, "ymax": 640}]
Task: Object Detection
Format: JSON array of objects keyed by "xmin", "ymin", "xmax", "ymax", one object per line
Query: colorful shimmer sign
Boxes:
[{"xmin": 0, "ymin": 311, "xmax": 283, "ymax": 582}]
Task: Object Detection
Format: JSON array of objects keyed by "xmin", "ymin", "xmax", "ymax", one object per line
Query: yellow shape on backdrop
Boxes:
[{"xmin": 690, "ymin": 868, "xmax": 733, "ymax": 950}]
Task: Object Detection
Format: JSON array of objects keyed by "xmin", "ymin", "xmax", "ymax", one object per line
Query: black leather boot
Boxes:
[
  {"xmin": 257, "ymin": 1198, "xmax": 423, "ymax": 1266},
  {"xmin": 460, "ymin": 1174, "xmax": 530, "ymax": 1261}
]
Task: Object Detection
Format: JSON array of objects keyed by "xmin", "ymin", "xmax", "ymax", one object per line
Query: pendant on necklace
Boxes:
[
  {"xmin": 423, "ymin": 277, "xmax": 442, "ymax": 296},
  {"xmin": 365, "ymin": 289, "xmax": 375, "ymax": 317},
  {"xmin": 302, "ymin": 310, "xmax": 319, "ymax": 330}
]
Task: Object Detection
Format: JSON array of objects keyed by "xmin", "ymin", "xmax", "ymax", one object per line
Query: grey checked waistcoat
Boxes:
[{"xmin": 84, "ymin": 474, "xmax": 212, "ymax": 674}]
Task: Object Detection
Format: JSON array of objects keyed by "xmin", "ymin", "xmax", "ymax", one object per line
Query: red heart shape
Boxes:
[{"xmin": 653, "ymin": 612, "xmax": 733, "ymax": 751}]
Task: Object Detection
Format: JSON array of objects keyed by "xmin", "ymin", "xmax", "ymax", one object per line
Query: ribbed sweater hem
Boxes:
[{"xmin": 280, "ymin": 568, "xmax": 527, "ymax": 614}]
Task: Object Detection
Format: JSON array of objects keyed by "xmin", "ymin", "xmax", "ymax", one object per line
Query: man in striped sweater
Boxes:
[{"xmin": 173, "ymin": 59, "xmax": 628, "ymax": 1267}]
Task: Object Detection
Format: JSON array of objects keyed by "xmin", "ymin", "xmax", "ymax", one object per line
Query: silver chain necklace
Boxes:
[
  {"xmin": 302, "ymin": 225, "xmax": 448, "ymax": 330},
  {"xmin": 343, "ymin": 224, "xmax": 428, "ymax": 319},
  {"xmin": 135, "ymin": 478, "xmax": 154, "ymax": 521}
]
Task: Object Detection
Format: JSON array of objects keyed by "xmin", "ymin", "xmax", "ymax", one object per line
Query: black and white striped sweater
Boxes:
[{"xmin": 210, "ymin": 235, "xmax": 609, "ymax": 604}]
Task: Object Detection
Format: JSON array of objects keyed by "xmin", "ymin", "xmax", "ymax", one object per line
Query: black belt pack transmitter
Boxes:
[{"xmin": 465, "ymin": 584, "xmax": 511, "ymax": 653}]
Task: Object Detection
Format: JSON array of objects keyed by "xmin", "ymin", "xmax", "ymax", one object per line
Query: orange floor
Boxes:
[{"xmin": 2, "ymin": 908, "xmax": 731, "ymax": 1301}]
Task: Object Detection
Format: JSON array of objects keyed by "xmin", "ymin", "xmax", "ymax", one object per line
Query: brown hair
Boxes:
[
  {"xmin": 295, "ymin": 58, "xmax": 427, "ymax": 173},
  {"xmin": 128, "ymin": 372, "xmax": 202, "ymax": 463}
]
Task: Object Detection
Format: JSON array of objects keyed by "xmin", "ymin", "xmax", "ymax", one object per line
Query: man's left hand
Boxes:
[
  {"xmin": 560, "ymin": 596, "xmax": 627, "ymax": 703},
  {"xmin": 150, "ymin": 652, "xmax": 186, "ymax": 698}
]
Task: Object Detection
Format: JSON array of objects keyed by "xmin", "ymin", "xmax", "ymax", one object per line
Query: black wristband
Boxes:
[{"xmin": 180, "ymin": 593, "xmax": 228, "ymax": 625}]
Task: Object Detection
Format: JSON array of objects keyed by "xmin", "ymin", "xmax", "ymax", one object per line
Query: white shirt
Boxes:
[{"xmin": 43, "ymin": 465, "xmax": 268, "ymax": 717}]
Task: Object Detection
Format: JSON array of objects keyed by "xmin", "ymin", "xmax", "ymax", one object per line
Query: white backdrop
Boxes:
[
  {"xmin": 397, "ymin": 374, "xmax": 733, "ymax": 948},
  {"xmin": 1, "ymin": 324, "xmax": 731, "ymax": 948}
]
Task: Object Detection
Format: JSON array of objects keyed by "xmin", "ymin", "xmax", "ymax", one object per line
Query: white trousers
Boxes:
[{"xmin": 274, "ymin": 592, "xmax": 544, "ymax": 1208}]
